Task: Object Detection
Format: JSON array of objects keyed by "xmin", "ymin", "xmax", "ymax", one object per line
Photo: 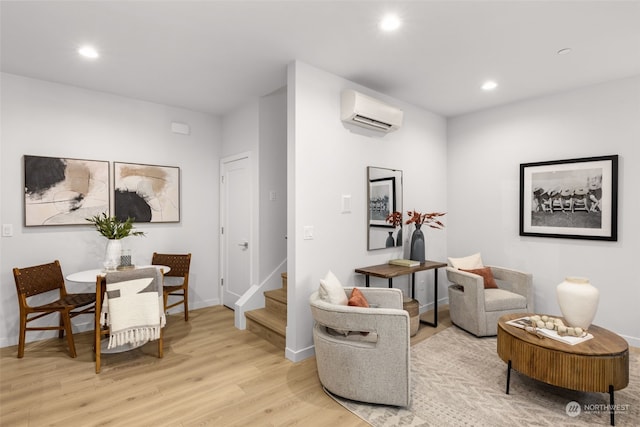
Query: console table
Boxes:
[{"xmin": 355, "ymin": 260, "xmax": 447, "ymax": 327}]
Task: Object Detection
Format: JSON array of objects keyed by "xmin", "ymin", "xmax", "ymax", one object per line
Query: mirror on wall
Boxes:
[{"xmin": 367, "ymin": 166, "xmax": 403, "ymax": 251}]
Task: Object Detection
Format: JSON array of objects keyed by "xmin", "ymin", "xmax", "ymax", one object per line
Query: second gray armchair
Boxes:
[{"xmin": 446, "ymin": 265, "xmax": 533, "ymax": 337}]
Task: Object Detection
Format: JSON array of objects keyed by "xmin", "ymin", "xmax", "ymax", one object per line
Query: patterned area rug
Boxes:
[{"xmin": 327, "ymin": 326, "xmax": 639, "ymax": 426}]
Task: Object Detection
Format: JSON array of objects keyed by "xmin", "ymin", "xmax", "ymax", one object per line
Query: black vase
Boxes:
[
  {"xmin": 396, "ymin": 227, "xmax": 403, "ymax": 247},
  {"xmin": 385, "ymin": 231, "xmax": 395, "ymax": 248},
  {"xmin": 410, "ymin": 224, "xmax": 425, "ymax": 263}
]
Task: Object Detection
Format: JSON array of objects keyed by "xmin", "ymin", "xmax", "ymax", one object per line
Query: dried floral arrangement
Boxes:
[
  {"xmin": 405, "ymin": 210, "xmax": 446, "ymax": 229},
  {"xmin": 385, "ymin": 211, "xmax": 403, "ymax": 227}
]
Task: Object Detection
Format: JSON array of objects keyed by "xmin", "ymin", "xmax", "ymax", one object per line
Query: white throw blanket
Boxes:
[{"xmin": 102, "ymin": 268, "xmax": 166, "ymax": 349}]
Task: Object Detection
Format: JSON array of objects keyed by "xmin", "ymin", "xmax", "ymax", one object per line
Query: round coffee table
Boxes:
[{"xmin": 497, "ymin": 313, "xmax": 629, "ymax": 426}]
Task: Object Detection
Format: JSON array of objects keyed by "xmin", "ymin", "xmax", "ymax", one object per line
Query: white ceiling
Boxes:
[{"xmin": 2, "ymin": 1, "xmax": 639, "ymax": 118}]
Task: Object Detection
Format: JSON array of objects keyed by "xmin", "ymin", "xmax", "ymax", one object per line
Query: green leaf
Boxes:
[{"xmin": 86, "ymin": 213, "xmax": 145, "ymax": 239}]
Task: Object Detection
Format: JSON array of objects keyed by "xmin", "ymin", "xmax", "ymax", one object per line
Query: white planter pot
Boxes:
[
  {"xmin": 104, "ymin": 239, "xmax": 122, "ymax": 271},
  {"xmin": 556, "ymin": 277, "xmax": 599, "ymax": 329}
]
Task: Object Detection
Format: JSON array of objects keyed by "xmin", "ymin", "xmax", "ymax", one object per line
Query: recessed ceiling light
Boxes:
[
  {"xmin": 380, "ymin": 14, "xmax": 401, "ymax": 32},
  {"xmin": 78, "ymin": 45, "xmax": 99, "ymax": 59},
  {"xmin": 557, "ymin": 48, "xmax": 572, "ymax": 55},
  {"xmin": 481, "ymin": 81, "xmax": 498, "ymax": 91}
]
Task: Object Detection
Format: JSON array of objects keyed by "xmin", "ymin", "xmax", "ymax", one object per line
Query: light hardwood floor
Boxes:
[{"xmin": 0, "ymin": 305, "xmax": 451, "ymax": 427}]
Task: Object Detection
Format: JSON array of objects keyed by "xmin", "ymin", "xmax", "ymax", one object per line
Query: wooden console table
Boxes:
[
  {"xmin": 497, "ymin": 313, "xmax": 629, "ymax": 426},
  {"xmin": 354, "ymin": 260, "xmax": 447, "ymax": 327}
]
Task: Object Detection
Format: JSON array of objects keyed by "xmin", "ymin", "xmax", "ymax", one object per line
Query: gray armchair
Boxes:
[
  {"xmin": 309, "ymin": 287, "xmax": 410, "ymax": 407},
  {"xmin": 446, "ymin": 266, "xmax": 533, "ymax": 337}
]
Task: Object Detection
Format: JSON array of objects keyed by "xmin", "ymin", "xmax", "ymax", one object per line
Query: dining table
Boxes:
[{"xmin": 66, "ymin": 264, "xmax": 170, "ymax": 284}]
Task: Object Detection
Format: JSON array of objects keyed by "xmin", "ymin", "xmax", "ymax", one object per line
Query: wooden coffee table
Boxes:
[{"xmin": 497, "ymin": 313, "xmax": 629, "ymax": 426}]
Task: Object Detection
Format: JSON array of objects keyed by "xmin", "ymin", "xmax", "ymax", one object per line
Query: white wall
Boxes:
[
  {"xmin": 447, "ymin": 76, "xmax": 640, "ymax": 346},
  {"xmin": 259, "ymin": 87, "xmax": 288, "ymax": 284},
  {"xmin": 0, "ymin": 73, "xmax": 221, "ymax": 347},
  {"xmin": 221, "ymin": 100, "xmax": 259, "ymax": 158},
  {"xmin": 287, "ymin": 61, "xmax": 448, "ymax": 361}
]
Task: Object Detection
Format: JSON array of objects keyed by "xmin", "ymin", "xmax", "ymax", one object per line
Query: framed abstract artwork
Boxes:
[
  {"xmin": 114, "ymin": 162, "xmax": 180, "ymax": 223},
  {"xmin": 24, "ymin": 155, "xmax": 109, "ymax": 226},
  {"xmin": 519, "ymin": 155, "xmax": 618, "ymax": 241}
]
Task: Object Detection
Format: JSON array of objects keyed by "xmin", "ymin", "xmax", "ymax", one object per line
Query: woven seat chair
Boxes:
[
  {"xmin": 151, "ymin": 252, "xmax": 192, "ymax": 321},
  {"xmin": 13, "ymin": 260, "xmax": 95, "ymax": 358},
  {"xmin": 95, "ymin": 268, "xmax": 165, "ymax": 373}
]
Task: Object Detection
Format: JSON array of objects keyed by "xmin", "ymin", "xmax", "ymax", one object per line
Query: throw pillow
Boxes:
[
  {"xmin": 461, "ymin": 267, "xmax": 498, "ymax": 289},
  {"xmin": 448, "ymin": 252, "xmax": 484, "ymax": 269},
  {"xmin": 348, "ymin": 287, "xmax": 369, "ymax": 308},
  {"xmin": 318, "ymin": 270, "xmax": 348, "ymax": 305},
  {"xmin": 348, "ymin": 288, "xmax": 370, "ymax": 336}
]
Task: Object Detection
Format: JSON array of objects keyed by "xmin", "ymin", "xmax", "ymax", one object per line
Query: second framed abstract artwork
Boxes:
[{"xmin": 114, "ymin": 162, "xmax": 180, "ymax": 223}]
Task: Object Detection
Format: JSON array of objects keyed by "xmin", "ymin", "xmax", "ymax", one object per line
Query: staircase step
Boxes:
[
  {"xmin": 245, "ymin": 272, "xmax": 287, "ymax": 351},
  {"xmin": 265, "ymin": 289, "xmax": 287, "ymax": 319},
  {"xmin": 245, "ymin": 308, "xmax": 286, "ymax": 350}
]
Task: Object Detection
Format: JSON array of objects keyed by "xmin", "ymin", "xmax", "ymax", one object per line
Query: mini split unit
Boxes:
[{"xmin": 341, "ymin": 89, "xmax": 403, "ymax": 133}]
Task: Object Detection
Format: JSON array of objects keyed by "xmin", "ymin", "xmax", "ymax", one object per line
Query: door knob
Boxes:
[{"xmin": 238, "ymin": 241, "xmax": 249, "ymax": 249}]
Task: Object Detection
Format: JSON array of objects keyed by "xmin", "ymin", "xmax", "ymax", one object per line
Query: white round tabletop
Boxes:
[{"xmin": 66, "ymin": 265, "xmax": 170, "ymax": 283}]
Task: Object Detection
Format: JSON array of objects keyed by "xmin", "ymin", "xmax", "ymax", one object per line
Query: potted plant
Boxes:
[{"xmin": 86, "ymin": 213, "xmax": 145, "ymax": 269}]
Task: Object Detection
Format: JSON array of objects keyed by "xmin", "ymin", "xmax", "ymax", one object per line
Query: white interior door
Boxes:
[{"xmin": 221, "ymin": 155, "xmax": 252, "ymax": 309}]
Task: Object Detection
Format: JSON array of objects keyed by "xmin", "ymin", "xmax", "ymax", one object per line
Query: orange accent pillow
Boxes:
[
  {"xmin": 348, "ymin": 287, "xmax": 370, "ymax": 307},
  {"xmin": 461, "ymin": 267, "xmax": 498, "ymax": 289}
]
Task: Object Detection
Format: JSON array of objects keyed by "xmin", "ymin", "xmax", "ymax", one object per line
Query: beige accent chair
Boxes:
[
  {"xmin": 309, "ymin": 287, "xmax": 411, "ymax": 407},
  {"xmin": 446, "ymin": 266, "xmax": 533, "ymax": 337}
]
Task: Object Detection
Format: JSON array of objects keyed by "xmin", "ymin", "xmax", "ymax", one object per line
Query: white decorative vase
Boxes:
[
  {"xmin": 556, "ymin": 277, "xmax": 599, "ymax": 329},
  {"xmin": 104, "ymin": 239, "xmax": 122, "ymax": 271}
]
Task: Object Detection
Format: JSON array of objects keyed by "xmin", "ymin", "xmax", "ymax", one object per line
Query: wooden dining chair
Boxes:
[
  {"xmin": 12, "ymin": 260, "xmax": 96, "ymax": 358},
  {"xmin": 151, "ymin": 252, "xmax": 192, "ymax": 321},
  {"xmin": 95, "ymin": 267, "xmax": 165, "ymax": 373}
]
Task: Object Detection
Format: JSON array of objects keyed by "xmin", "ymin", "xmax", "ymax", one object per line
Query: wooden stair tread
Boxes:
[{"xmin": 245, "ymin": 308, "xmax": 286, "ymax": 336}]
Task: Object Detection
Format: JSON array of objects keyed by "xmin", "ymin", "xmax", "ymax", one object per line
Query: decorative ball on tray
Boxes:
[{"xmin": 528, "ymin": 314, "xmax": 587, "ymax": 337}]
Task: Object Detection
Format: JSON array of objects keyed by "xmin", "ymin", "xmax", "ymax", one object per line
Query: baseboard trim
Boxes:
[{"xmin": 285, "ymin": 344, "xmax": 314, "ymax": 362}]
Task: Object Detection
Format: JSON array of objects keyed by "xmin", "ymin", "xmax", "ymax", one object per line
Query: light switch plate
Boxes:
[
  {"xmin": 2, "ymin": 224, "xmax": 13, "ymax": 237},
  {"xmin": 341, "ymin": 195, "xmax": 352, "ymax": 213},
  {"xmin": 303, "ymin": 226, "xmax": 314, "ymax": 240}
]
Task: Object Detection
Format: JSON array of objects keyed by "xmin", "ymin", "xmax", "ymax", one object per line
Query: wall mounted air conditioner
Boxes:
[{"xmin": 341, "ymin": 89, "xmax": 403, "ymax": 133}]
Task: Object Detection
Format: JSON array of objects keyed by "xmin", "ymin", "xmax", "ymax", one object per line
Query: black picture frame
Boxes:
[
  {"xmin": 23, "ymin": 155, "xmax": 110, "ymax": 226},
  {"xmin": 368, "ymin": 177, "xmax": 396, "ymax": 228},
  {"xmin": 519, "ymin": 155, "xmax": 618, "ymax": 241}
]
